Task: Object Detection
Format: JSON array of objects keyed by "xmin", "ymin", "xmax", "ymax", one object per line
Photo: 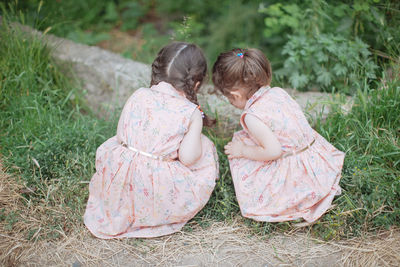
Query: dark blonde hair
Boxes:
[
  {"xmin": 212, "ymin": 48, "xmax": 272, "ymax": 99},
  {"xmin": 151, "ymin": 42, "xmax": 215, "ymax": 127}
]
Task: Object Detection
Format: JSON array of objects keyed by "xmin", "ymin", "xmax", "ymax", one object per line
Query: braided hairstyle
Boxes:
[
  {"xmin": 212, "ymin": 48, "xmax": 272, "ymax": 99},
  {"xmin": 151, "ymin": 42, "xmax": 215, "ymax": 127}
]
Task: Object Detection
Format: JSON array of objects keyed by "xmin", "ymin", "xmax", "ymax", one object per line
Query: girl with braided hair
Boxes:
[{"xmin": 84, "ymin": 42, "xmax": 218, "ymax": 238}]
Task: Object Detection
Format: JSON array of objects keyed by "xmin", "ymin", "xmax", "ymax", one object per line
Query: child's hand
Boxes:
[{"xmin": 224, "ymin": 140, "xmax": 245, "ymax": 159}]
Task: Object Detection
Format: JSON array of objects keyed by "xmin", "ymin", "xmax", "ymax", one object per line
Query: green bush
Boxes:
[
  {"xmin": 259, "ymin": 0, "xmax": 399, "ymax": 91},
  {"xmin": 277, "ymin": 33, "xmax": 378, "ymax": 93},
  {"xmin": 259, "ymin": 0, "xmax": 400, "ymax": 56}
]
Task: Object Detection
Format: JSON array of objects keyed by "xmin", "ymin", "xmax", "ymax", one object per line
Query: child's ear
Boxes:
[
  {"xmin": 194, "ymin": 81, "xmax": 201, "ymax": 93},
  {"xmin": 230, "ymin": 90, "xmax": 242, "ymax": 99}
]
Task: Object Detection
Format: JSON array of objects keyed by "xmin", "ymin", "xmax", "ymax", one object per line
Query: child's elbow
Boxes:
[
  {"xmin": 179, "ymin": 155, "xmax": 200, "ymax": 166},
  {"xmin": 179, "ymin": 150, "xmax": 202, "ymax": 166},
  {"xmin": 268, "ymin": 146, "xmax": 283, "ymax": 160}
]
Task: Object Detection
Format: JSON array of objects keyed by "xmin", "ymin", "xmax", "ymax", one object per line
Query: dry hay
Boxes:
[
  {"xmin": 0, "ymin": 161, "xmax": 32, "ymax": 266},
  {"xmin": 330, "ymin": 230, "xmax": 400, "ymax": 266},
  {"xmin": 0, "ymin": 160, "xmax": 80, "ymax": 266},
  {"xmin": 1, "ymin": 161, "xmax": 400, "ymax": 266},
  {"xmin": 9, "ymin": 219, "xmax": 400, "ymax": 267}
]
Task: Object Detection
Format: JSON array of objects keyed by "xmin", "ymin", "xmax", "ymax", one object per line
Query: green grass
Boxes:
[
  {"xmin": 0, "ymin": 17, "xmax": 117, "ymax": 238},
  {"xmin": 196, "ymin": 129, "xmax": 240, "ymax": 221},
  {"xmin": 1, "ymin": 13, "xmax": 399, "ymax": 241},
  {"xmin": 311, "ymin": 73, "xmax": 400, "ymax": 239}
]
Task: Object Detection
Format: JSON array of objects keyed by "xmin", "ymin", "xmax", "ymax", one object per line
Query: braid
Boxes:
[
  {"xmin": 183, "ymin": 83, "xmax": 199, "ymax": 105},
  {"xmin": 181, "ymin": 69, "xmax": 216, "ymax": 127}
]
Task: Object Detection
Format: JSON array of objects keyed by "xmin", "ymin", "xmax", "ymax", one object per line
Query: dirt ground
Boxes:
[{"xmin": 3, "ymin": 220, "xmax": 400, "ymax": 266}]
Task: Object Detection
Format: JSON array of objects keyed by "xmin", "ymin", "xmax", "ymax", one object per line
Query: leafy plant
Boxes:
[
  {"xmin": 277, "ymin": 33, "xmax": 378, "ymax": 93},
  {"xmin": 259, "ymin": 2, "xmax": 304, "ymax": 38},
  {"xmin": 259, "ymin": 0, "xmax": 399, "ymax": 92}
]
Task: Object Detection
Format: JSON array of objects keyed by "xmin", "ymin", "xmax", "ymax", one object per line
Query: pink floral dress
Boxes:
[
  {"xmin": 84, "ymin": 82, "xmax": 218, "ymax": 238},
  {"xmin": 230, "ymin": 86, "xmax": 345, "ymax": 223}
]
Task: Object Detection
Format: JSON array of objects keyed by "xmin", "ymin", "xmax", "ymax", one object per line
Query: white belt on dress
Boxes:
[
  {"xmin": 121, "ymin": 142, "xmax": 170, "ymax": 161},
  {"xmin": 281, "ymin": 139, "xmax": 315, "ymax": 159}
]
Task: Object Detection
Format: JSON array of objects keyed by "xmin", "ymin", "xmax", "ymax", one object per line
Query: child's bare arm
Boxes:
[
  {"xmin": 179, "ymin": 109, "xmax": 203, "ymax": 166},
  {"xmin": 225, "ymin": 114, "xmax": 282, "ymax": 161}
]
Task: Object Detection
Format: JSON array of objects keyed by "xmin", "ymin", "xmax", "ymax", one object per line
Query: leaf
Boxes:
[
  {"xmin": 316, "ymin": 51, "xmax": 329, "ymax": 63},
  {"xmin": 353, "ymin": 2, "xmax": 369, "ymax": 12},
  {"xmin": 332, "ymin": 4, "xmax": 347, "ymax": 17},
  {"xmin": 333, "ymin": 63, "xmax": 347, "ymax": 76},
  {"xmin": 316, "ymin": 69, "xmax": 333, "ymax": 87},
  {"xmin": 289, "ymin": 72, "xmax": 309, "ymax": 89},
  {"xmin": 283, "ymin": 16, "xmax": 299, "ymax": 28},
  {"xmin": 282, "ymin": 4, "xmax": 300, "ymax": 16},
  {"xmin": 265, "ymin": 3, "xmax": 284, "ymax": 17},
  {"xmin": 265, "ymin": 17, "xmax": 279, "ymax": 28},
  {"xmin": 337, "ymin": 17, "xmax": 353, "ymax": 33}
]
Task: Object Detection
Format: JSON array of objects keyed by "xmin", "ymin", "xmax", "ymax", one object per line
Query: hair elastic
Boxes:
[
  {"xmin": 237, "ymin": 52, "xmax": 244, "ymax": 58},
  {"xmin": 197, "ymin": 105, "xmax": 205, "ymax": 118}
]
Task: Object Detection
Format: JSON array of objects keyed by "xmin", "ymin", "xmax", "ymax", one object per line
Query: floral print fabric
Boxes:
[
  {"xmin": 230, "ymin": 86, "xmax": 345, "ymax": 222},
  {"xmin": 84, "ymin": 82, "xmax": 218, "ymax": 238}
]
